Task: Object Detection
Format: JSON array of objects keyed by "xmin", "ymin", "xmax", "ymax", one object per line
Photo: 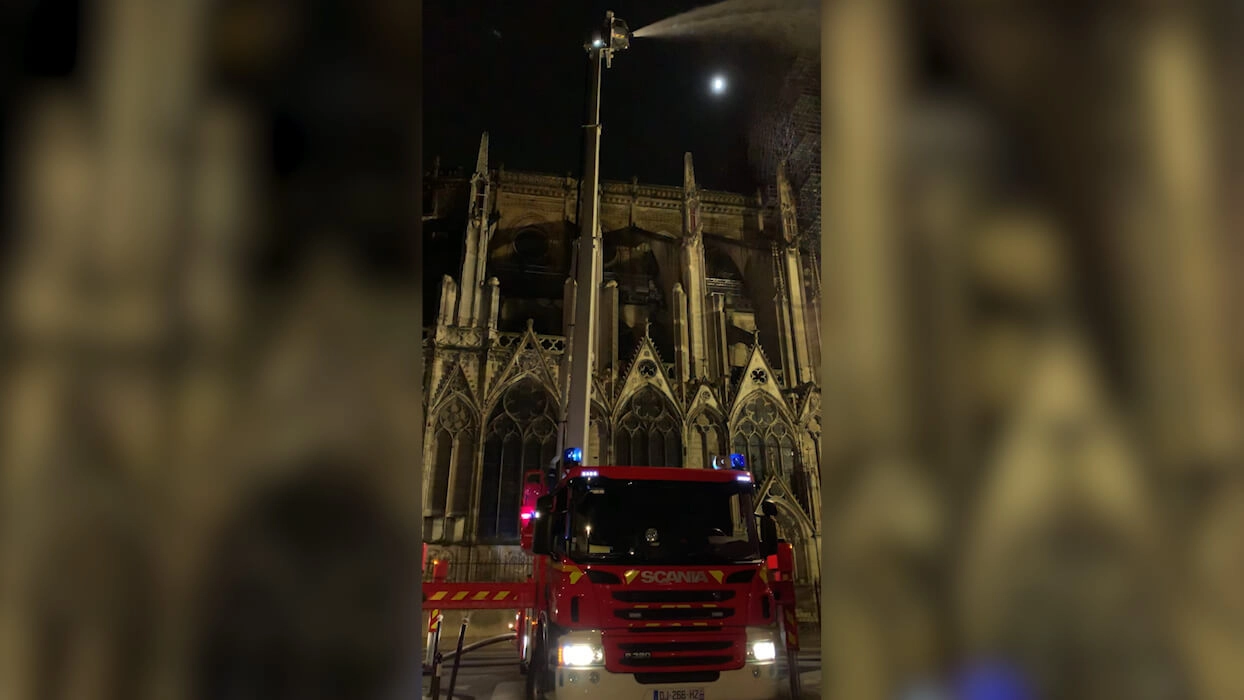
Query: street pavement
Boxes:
[
  {"xmin": 423, "ymin": 648, "xmax": 823, "ymax": 700},
  {"xmin": 424, "ymin": 648, "xmax": 524, "ymax": 700}
]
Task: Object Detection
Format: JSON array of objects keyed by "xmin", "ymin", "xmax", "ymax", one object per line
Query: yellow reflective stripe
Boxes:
[
  {"xmin": 493, "ymin": 591, "xmax": 510, "ymax": 600},
  {"xmin": 554, "ymin": 562, "xmax": 585, "ymax": 584},
  {"xmin": 452, "ymin": 591, "xmax": 468, "ymax": 601},
  {"xmin": 430, "ymin": 592, "xmax": 447, "ymax": 600},
  {"xmin": 472, "ymin": 591, "xmax": 489, "ymax": 601}
]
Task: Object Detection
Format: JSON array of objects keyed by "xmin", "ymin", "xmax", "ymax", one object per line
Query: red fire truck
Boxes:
[{"xmin": 424, "ymin": 450, "xmax": 799, "ymax": 700}]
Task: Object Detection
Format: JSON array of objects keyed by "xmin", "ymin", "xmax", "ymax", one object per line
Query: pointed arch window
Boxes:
[
  {"xmin": 589, "ymin": 404, "xmax": 609, "ymax": 465},
  {"xmin": 730, "ymin": 394, "xmax": 795, "ymax": 483},
  {"xmin": 687, "ymin": 411, "xmax": 726, "ymax": 469},
  {"xmin": 479, "ymin": 380, "xmax": 559, "ymax": 542},
  {"xmin": 614, "ymin": 386, "xmax": 682, "ymax": 467},
  {"xmin": 426, "ymin": 397, "xmax": 477, "ymax": 523}
]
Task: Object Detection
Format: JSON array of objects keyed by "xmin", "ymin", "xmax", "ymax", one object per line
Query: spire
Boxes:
[
  {"xmin": 475, "ymin": 131, "xmax": 490, "ymax": 175},
  {"xmin": 459, "ymin": 131, "xmax": 494, "ymax": 326},
  {"xmin": 777, "ymin": 160, "xmax": 798, "ymax": 245},
  {"xmin": 683, "ymin": 152, "xmax": 702, "ymax": 241}
]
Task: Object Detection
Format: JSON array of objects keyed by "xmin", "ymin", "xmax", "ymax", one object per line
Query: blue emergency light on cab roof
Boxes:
[
  {"xmin": 730, "ymin": 453, "xmax": 747, "ymax": 469},
  {"xmin": 565, "ymin": 447, "xmax": 583, "ymax": 464}
]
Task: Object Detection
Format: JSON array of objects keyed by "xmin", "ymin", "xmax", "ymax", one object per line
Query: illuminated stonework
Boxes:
[{"xmin": 422, "ymin": 135, "xmax": 823, "ymax": 594}]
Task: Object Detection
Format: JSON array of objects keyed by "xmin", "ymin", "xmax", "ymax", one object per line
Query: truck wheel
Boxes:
[{"xmin": 524, "ymin": 632, "xmax": 547, "ymax": 700}]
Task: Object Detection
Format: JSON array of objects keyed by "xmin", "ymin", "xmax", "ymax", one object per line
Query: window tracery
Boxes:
[
  {"xmin": 427, "ymin": 397, "xmax": 476, "ymax": 519},
  {"xmin": 614, "ymin": 386, "xmax": 682, "ymax": 467},
  {"xmin": 730, "ymin": 394, "xmax": 796, "ymax": 483},
  {"xmin": 478, "ymin": 379, "xmax": 558, "ymax": 541},
  {"xmin": 687, "ymin": 410, "xmax": 726, "ymax": 469}
]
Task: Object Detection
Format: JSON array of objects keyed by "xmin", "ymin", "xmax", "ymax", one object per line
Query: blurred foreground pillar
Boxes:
[
  {"xmin": 1130, "ymin": 6, "xmax": 1241, "ymax": 479},
  {"xmin": 0, "ymin": 0, "xmax": 425, "ymax": 698},
  {"xmin": 821, "ymin": 1, "xmax": 943, "ymax": 698},
  {"xmin": 1129, "ymin": 8, "xmax": 1244, "ymax": 699}
]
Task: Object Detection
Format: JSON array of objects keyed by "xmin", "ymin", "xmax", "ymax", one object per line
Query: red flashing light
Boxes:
[
  {"xmin": 776, "ymin": 542, "xmax": 794, "ymax": 575},
  {"xmin": 431, "ymin": 558, "xmax": 449, "ymax": 583}
]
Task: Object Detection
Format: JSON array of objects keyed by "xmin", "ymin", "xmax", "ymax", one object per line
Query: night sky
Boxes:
[{"xmin": 424, "ymin": 0, "xmax": 798, "ymax": 194}]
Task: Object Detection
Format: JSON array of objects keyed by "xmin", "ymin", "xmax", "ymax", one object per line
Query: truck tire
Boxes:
[{"xmin": 524, "ymin": 629, "xmax": 549, "ymax": 700}]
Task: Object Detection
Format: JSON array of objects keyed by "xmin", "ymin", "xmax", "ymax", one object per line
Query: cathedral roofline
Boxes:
[{"xmin": 428, "ymin": 167, "xmax": 760, "ymax": 211}]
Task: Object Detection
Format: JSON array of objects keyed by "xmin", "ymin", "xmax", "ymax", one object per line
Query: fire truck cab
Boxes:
[{"xmin": 517, "ymin": 454, "xmax": 784, "ymax": 700}]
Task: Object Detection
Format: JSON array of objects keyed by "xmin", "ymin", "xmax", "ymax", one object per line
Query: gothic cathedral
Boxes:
[{"xmin": 422, "ymin": 134, "xmax": 822, "ymax": 606}]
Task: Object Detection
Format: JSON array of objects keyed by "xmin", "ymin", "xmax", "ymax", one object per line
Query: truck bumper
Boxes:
[{"xmin": 551, "ymin": 663, "xmax": 782, "ymax": 700}]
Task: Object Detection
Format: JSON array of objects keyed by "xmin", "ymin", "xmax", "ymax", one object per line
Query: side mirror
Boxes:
[
  {"xmin": 760, "ymin": 535, "xmax": 778, "ymax": 557},
  {"xmin": 531, "ymin": 495, "xmax": 553, "ymax": 555},
  {"xmin": 759, "ymin": 514, "xmax": 779, "ymax": 557}
]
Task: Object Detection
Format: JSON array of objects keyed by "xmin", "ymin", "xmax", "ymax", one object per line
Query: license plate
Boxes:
[{"xmin": 651, "ymin": 688, "xmax": 704, "ymax": 700}]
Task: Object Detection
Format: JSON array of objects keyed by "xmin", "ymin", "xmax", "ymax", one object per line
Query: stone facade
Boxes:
[
  {"xmin": 422, "ymin": 134, "xmax": 823, "ymax": 594},
  {"xmin": 750, "ymin": 50, "xmax": 821, "ymax": 256}
]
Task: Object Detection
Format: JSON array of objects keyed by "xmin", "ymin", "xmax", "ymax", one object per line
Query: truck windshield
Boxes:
[{"xmin": 566, "ymin": 477, "xmax": 761, "ymax": 564}]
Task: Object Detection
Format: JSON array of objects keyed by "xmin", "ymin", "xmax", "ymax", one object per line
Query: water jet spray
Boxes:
[{"xmin": 631, "ymin": 0, "xmax": 818, "ymax": 51}]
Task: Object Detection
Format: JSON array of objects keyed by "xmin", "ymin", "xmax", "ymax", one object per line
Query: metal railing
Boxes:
[
  {"xmin": 422, "ymin": 560, "xmax": 533, "ymax": 584},
  {"xmin": 495, "ymin": 331, "xmax": 567, "ymax": 354},
  {"xmin": 706, "ymin": 277, "xmax": 745, "ymax": 294}
]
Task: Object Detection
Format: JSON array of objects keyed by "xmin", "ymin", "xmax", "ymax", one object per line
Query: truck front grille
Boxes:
[
  {"xmin": 634, "ymin": 672, "xmax": 721, "ymax": 685},
  {"xmin": 622, "ymin": 655, "xmax": 734, "ymax": 668},
  {"xmin": 605, "ymin": 634, "xmax": 744, "ymax": 673},
  {"xmin": 619, "ymin": 641, "xmax": 733, "ymax": 653},
  {"xmin": 616, "ymin": 608, "xmax": 733, "ymax": 621},
  {"xmin": 626, "ymin": 626, "xmax": 723, "ymax": 633},
  {"xmin": 613, "ymin": 590, "xmax": 734, "ymax": 603}
]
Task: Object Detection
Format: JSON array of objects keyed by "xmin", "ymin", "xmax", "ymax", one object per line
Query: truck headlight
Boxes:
[
  {"xmin": 746, "ymin": 628, "xmax": 777, "ymax": 663},
  {"xmin": 559, "ymin": 634, "xmax": 605, "ymax": 667},
  {"xmin": 750, "ymin": 640, "xmax": 777, "ymax": 662},
  {"xmin": 560, "ymin": 642, "xmax": 603, "ymax": 667}
]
